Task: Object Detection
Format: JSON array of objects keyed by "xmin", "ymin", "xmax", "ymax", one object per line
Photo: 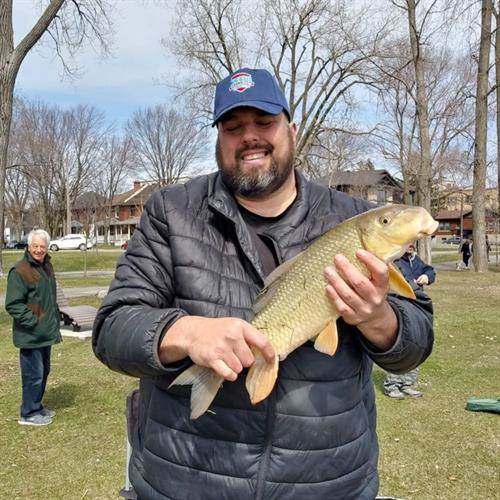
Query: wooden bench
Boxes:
[{"xmin": 56, "ymin": 283, "xmax": 98, "ymax": 331}]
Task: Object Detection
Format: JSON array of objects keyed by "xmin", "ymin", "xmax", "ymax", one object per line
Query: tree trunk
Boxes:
[
  {"xmin": 407, "ymin": 0, "xmax": 433, "ymax": 263},
  {"xmin": 0, "ymin": 2, "xmax": 15, "ymax": 275},
  {"xmin": 495, "ymin": 8, "xmax": 500, "ymax": 249},
  {"xmin": 472, "ymin": 0, "xmax": 492, "ymax": 273}
]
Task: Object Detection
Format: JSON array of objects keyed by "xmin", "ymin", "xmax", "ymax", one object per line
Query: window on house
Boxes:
[{"xmin": 377, "ymin": 189, "xmax": 387, "ymax": 203}]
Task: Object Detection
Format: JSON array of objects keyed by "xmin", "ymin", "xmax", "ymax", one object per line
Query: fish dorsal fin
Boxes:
[
  {"xmin": 252, "ymin": 251, "xmax": 304, "ymax": 314},
  {"xmin": 388, "ymin": 263, "xmax": 416, "ymax": 300},
  {"xmin": 314, "ymin": 319, "xmax": 339, "ymax": 356}
]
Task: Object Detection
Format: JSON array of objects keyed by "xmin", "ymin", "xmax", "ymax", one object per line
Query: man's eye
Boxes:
[
  {"xmin": 257, "ymin": 121, "xmax": 273, "ymax": 127},
  {"xmin": 223, "ymin": 123, "xmax": 240, "ymax": 132}
]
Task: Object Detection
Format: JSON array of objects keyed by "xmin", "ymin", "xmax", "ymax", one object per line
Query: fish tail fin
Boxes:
[
  {"xmin": 169, "ymin": 365, "xmax": 223, "ymax": 419},
  {"xmin": 245, "ymin": 350, "xmax": 279, "ymax": 405}
]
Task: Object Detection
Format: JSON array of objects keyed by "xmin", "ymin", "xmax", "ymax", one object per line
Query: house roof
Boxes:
[
  {"xmin": 317, "ymin": 169, "xmax": 403, "ymax": 189},
  {"xmin": 434, "ymin": 210, "xmax": 471, "ymax": 220},
  {"xmin": 112, "ymin": 182, "xmax": 160, "ymax": 206},
  {"xmin": 435, "ymin": 209, "xmax": 498, "ymax": 220},
  {"xmin": 73, "ymin": 191, "xmax": 107, "ymax": 210}
]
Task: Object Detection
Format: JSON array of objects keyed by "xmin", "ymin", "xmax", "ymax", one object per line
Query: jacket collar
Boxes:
[
  {"xmin": 207, "ymin": 169, "xmax": 312, "ymax": 283},
  {"xmin": 207, "ymin": 169, "xmax": 311, "ymax": 230}
]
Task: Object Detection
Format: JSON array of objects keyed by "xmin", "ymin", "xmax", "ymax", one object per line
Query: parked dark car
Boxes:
[
  {"xmin": 15, "ymin": 239, "xmax": 28, "ymax": 249},
  {"xmin": 443, "ymin": 236, "xmax": 462, "ymax": 245},
  {"xmin": 121, "ymin": 240, "xmax": 129, "ymax": 250},
  {"xmin": 5, "ymin": 239, "xmax": 28, "ymax": 249}
]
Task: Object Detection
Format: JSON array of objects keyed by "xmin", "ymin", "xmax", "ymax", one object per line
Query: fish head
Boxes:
[{"xmin": 357, "ymin": 204, "xmax": 439, "ymax": 262}]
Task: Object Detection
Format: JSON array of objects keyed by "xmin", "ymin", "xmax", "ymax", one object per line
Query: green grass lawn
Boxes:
[
  {"xmin": 1, "ymin": 249, "xmax": 122, "ymax": 273},
  {"xmin": 0, "ymin": 271, "xmax": 499, "ymax": 498},
  {"xmin": 376, "ymin": 270, "xmax": 500, "ymax": 499}
]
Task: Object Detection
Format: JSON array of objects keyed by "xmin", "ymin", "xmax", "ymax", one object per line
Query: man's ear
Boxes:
[{"xmin": 289, "ymin": 121, "xmax": 298, "ymax": 143}]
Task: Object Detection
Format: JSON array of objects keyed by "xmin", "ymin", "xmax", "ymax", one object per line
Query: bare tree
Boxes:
[
  {"xmin": 306, "ymin": 124, "xmax": 372, "ymax": 181},
  {"xmin": 493, "ymin": 3, "xmax": 500, "ymax": 245},
  {"xmin": 167, "ymin": 0, "xmax": 389, "ymax": 170},
  {"xmin": 472, "ymin": 0, "xmax": 493, "ymax": 272},
  {"xmin": 12, "ymin": 98, "xmax": 106, "ymax": 237},
  {"xmin": 126, "ymin": 105, "xmax": 208, "ymax": 186},
  {"xmin": 92, "ymin": 135, "xmax": 135, "ymax": 244},
  {"xmin": 58, "ymin": 105, "xmax": 108, "ymax": 234},
  {"xmin": 0, "ymin": 0, "xmax": 111, "ymax": 274}
]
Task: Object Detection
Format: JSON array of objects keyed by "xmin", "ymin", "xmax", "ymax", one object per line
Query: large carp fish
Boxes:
[{"xmin": 171, "ymin": 204, "xmax": 438, "ymax": 418}]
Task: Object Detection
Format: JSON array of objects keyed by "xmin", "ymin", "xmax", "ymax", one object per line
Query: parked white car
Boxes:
[{"xmin": 49, "ymin": 234, "xmax": 93, "ymax": 251}]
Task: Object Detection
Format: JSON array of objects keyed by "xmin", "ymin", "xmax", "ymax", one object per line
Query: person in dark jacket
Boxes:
[
  {"xmin": 93, "ymin": 68, "xmax": 434, "ymax": 500},
  {"xmin": 459, "ymin": 238, "xmax": 472, "ymax": 269},
  {"xmin": 383, "ymin": 243, "xmax": 436, "ymax": 399},
  {"xmin": 5, "ymin": 229, "xmax": 61, "ymax": 426}
]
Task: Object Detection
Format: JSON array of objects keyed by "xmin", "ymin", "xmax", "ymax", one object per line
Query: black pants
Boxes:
[
  {"xmin": 462, "ymin": 254, "xmax": 470, "ymax": 267},
  {"xmin": 19, "ymin": 346, "xmax": 51, "ymax": 418}
]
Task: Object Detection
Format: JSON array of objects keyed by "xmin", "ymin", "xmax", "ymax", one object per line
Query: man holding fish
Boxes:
[{"xmin": 93, "ymin": 68, "xmax": 435, "ymax": 499}]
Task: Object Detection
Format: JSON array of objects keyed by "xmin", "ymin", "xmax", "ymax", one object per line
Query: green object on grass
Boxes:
[{"xmin": 465, "ymin": 398, "xmax": 500, "ymax": 414}]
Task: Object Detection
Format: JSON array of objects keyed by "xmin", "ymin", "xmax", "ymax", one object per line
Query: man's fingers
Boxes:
[
  {"xmin": 325, "ymin": 284, "xmax": 356, "ymax": 321},
  {"xmin": 242, "ymin": 323, "xmax": 275, "ymax": 364},
  {"xmin": 233, "ymin": 340, "xmax": 255, "ymax": 368},
  {"xmin": 354, "ymin": 250, "xmax": 389, "ymax": 288},
  {"xmin": 211, "ymin": 359, "xmax": 238, "ymax": 381},
  {"xmin": 331, "ymin": 254, "xmax": 373, "ymax": 301},
  {"xmin": 324, "ymin": 264, "xmax": 364, "ymax": 310}
]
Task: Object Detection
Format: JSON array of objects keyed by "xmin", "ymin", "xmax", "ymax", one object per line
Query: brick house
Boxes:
[
  {"xmin": 94, "ymin": 181, "xmax": 160, "ymax": 244},
  {"xmin": 317, "ymin": 169, "xmax": 409, "ymax": 205},
  {"xmin": 434, "ymin": 209, "xmax": 498, "ymax": 241}
]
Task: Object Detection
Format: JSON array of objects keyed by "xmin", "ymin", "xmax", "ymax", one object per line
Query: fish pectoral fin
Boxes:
[
  {"xmin": 169, "ymin": 365, "xmax": 223, "ymax": 419},
  {"xmin": 245, "ymin": 351, "xmax": 279, "ymax": 405},
  {"xmin": 314, "ymin": 319, "xmax": 339, "ymax": 356},
  {"xmin": 388, "ymin": 263, "xmax": 416, "ymax": 300}
]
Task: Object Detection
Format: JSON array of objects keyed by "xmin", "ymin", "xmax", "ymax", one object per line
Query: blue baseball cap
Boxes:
[{"xmin": 213, "ymin": 68, "xmax": 291, "ymax": 126}]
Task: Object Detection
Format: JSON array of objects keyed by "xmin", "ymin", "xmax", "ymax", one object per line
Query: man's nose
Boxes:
[{"xmin": 241, "ymin": 124, "xmax": 260, "ymax": 144}]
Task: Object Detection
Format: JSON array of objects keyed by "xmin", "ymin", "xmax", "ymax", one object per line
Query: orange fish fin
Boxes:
[
  {"xmin": 245, "ymin": 352, "xmax": 279, "ymax": 405},
  {"xmin": 388, "ymin": 263, "xmax": 416, "ymax": 299},
  {"xmin": 169, "ymin": 365, "xmax": 223, "ymax": 419},
  {"xmin": 314, "ymin": 319, "xmax": 339, "ymax": 356}
]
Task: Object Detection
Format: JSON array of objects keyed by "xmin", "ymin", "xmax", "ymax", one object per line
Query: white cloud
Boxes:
[{"xmin": 13, "ymin": 0, "xmax": 179, "ymax": 126}]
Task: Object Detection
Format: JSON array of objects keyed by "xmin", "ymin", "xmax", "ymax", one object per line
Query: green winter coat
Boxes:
[{"xmin": 5, "ymin": 250, "xmax": 61, "ymax": 349}]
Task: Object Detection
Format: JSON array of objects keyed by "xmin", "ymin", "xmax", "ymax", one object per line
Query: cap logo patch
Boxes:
[{"xmin": 229, "ymin": 72, "xmax": 254, "ymax": 93}]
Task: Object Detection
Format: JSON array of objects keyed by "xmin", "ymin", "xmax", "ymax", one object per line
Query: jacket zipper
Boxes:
[
  {"xmin": 255, "ymin": 389, "xmax": 277, "ymax": 499},
  {"xmin": 255, "ymin": 233, "xmax": 282, "ymax": 499}
]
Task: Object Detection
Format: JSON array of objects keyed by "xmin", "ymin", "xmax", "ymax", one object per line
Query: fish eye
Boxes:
[{"xmin": 379, "ymin": 216, "xmax": 391, "ymax": 225}]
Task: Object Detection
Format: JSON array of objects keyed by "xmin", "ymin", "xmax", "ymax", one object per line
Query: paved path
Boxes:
[
  {"xmin": 54, "ymin": 270, "xmax": 115, "ymax": 278},
  {"xmin": 0, "ymin": 285, "xmax": 109, "ymax": 306}
]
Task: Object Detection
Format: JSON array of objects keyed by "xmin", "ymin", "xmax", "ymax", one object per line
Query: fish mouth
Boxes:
[{"xmin": 418, "ymin": 218, "xmax": 439, "ymax": 237}]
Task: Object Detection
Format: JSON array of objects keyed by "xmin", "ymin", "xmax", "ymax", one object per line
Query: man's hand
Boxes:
[
  {"xmin": 324, "ymin": 250, "xmax": 398, "ymax": 351},
  {"xmin": 159, "ymin": 316, "xmax": 275, "ymax": 381},
  {"xmin": 416, "ymin": 274, "xmax": 429, "ymax": 285}
]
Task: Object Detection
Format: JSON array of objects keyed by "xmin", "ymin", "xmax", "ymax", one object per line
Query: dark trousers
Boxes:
[{"xmin": 19, "ymin": 346, "xmax": 51, "ymax": 418}]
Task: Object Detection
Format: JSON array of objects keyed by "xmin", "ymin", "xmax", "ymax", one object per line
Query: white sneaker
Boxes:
[{"xmin": 18, "ymin": 414, "xmax": 53, "ymax": 426}]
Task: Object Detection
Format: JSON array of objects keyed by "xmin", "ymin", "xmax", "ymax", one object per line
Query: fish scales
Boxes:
[{"xmin": 253, "ymin": 219, "xmax": 366, "ymax": 357}]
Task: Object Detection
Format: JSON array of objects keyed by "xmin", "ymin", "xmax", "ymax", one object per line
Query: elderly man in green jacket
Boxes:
[{"xmin": 5, "ymin": 229, "xmax": 61, "ymax": 426}]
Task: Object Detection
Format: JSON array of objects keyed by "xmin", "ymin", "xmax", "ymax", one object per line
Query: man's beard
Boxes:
[{"xmin": 216, "ymin": 130, "xmax": 295, "ymax": 199}]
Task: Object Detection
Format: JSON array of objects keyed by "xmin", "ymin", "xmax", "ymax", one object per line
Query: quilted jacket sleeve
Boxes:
[
  {"xmin": 92, "ymin": 191, "xmax": 189, "ymax": 378},
  {"xmin": 359, "ymin": 291, "xmax": 434, "ymax": 373},
  {"xmin": 5, "ymin": 269, "xmax": 38, "ymax": 328}
]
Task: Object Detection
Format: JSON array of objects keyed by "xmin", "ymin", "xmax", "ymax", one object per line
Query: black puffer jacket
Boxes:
[{"xmin": 93, "ymin": 171, "xmax": 433, "ymax": 500}]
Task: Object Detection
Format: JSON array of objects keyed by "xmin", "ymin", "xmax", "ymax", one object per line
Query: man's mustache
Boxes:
[{"xmin": 235, "ymin": 143, "xmax": 273, "ymax": 159}]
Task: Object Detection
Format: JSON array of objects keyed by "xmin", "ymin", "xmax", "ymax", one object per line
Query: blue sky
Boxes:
[{"xmin": 13, "ymin": 0, "xmax": 178, "ymax": 129}]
